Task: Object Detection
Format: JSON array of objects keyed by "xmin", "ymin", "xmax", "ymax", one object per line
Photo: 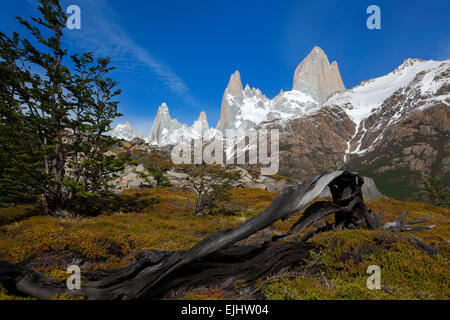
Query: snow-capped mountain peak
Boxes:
[
  {"xmin": 326, "ymin": 57, "xmax": 450, "ymax": 158},
  {"xmin": 111, "ymin": 48, "xmax": 449, "ymax": 165},
  {"xmin": 214, "ymin": 46, "xmax": 345, "ymax": 133},
  {"xmin": 110, "ymin": 121, "xmax": 147, "ymax": 142},
  {"xmin": 325, "ymin": 58, "xmax": 447, "ymax": 125},
  {"xmin": 293, "ymin": 46, "xmax": 346, "ymax": 105},
  {"xmin": 112, "ymin": 46, "xmax": 345, "ymax": 144},
  {"xmin": 148, "ymin": 103, "xmax": 183, "ymax": 145},
  {"xmin": 192, "ymin": 111, "xmax": 209, "ymax": 134}
]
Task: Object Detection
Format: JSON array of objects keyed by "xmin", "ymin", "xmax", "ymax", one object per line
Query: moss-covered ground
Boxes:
[{"xmin": 0, "ymin": 189, "xmax": 448, "ymax": 300}]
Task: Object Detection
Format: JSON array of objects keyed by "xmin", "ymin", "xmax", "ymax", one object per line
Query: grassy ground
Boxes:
[{"xmin": 0, "ymin": 188, "xmax": 448, "ymax": 300}]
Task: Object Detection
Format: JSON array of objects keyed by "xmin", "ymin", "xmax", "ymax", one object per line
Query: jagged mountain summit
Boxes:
[
  {"xmin": 110, "ymin": 121, "xmax": 148, "ymax": 142},
  {"xmin": 113, "ymin": 46, "xmax": 342, "ymax": 142},
  {"xmin": 146, "ymin": 103, "xmax": 219, "ymax": 146},
  {"xmin": 215, "ymin": 47, "xmax": 345, "ymax": 133},
  {"xmin": 110, "ymin": 47, "xmax": 449, "ymax": 199},
  {"xmin": 192, "ymin": 111, "xmax": 209, "ymax": 135},
  {"xmin": 293, "ymin": 46, "xmax": 346, "ymax": 105},
  {"xmin": 148, "ymin": 103, "xmax": 183, "ymax": 145},
  {"xmin": 111, "ymin": 48, "xmax": 448, "ymax": 156},
  {"xmin": 216, "ymin": 71, "xmax": 320, "ymax": 134}
]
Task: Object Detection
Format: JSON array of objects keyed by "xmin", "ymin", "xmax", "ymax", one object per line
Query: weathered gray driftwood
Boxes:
[{"xmin": 0, "ymin": 171, "xmax": 437, "ymax": 299}]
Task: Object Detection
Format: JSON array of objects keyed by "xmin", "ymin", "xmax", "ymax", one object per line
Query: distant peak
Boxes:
[
  {"xmin": 311, "ymin": 46, "xmax": 326, "ymax": 55},
  {"xmin": 292, "ymin": 46, "xmax": 345, "ymax": 105},
  {"xmin": 391, "ymin": 58, "xmax": 426, "ymax": 75},
  {"xmin": 158, "ymin": 102, "xmax": 169, "ymax": 111},
  {"xmin": 226, "ymin": 70, "xmax": 243, "ymax": 96},
  {"xmin": 197, "ymin": 111, "xmax": 207, "ymax": 122},
  {"xmin": 401, "ymin": 58, "xmax": 423, "ymax": 68},
  {"xmin": 231, "ymin": 70, "xmax": 240, "ymax": 77}
]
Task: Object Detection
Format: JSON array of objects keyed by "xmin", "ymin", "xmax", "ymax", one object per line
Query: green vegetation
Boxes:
[
  {"xmin": 413, "ymin": 175, "xmax": 449, "ymax": 208},
  {"xmin": 176, "ymin": 164, "xmax": 243, "ymax": 215},
  {"xmin": 0, "ymin": 0, "xmax": 127, "ymax": 215},
  {"xmin": 0, "ymin": 0, "xmax": 448, "ymax": 302},
  {"xmin": 0, "ymin": 188, "xmax": 271, "ymax": 272},
  {"xmin": 0, "ymin": 188, "xmax": 448, "ymax": 300},
  {"xmin": 346, "ymin": 131, "xmax": 449, "ymax": 202},
  {"xmin": 133, "ymin": 151, "xmax": 172, "ymax": 188},
  {"xmin": 262, "ymin": 229, "xmax": 449, "ymax": 300},
  {"xmin": 0, "ymin": 204, "xmax": 41, "ymax": 226},
  {"xmin": 358, "ymin": 166, "xmax": 422, "ymax": 201}
]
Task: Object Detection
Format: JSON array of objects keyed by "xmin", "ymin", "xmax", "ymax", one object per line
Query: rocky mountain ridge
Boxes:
[
  {"xmin": 111, "ymin": 47, "xmax": 450, "ymax": 199},
  {"xmin": 113, "ymin": 46, "xmax": 345, "ymax": 143},
  {"xmin": 293, "ymin": 46, "xmax": 346, "ymax": 105}
]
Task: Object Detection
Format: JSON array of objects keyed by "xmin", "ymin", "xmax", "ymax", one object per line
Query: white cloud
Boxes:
[{"xmin": 59, "ymin": 0, "xmax": 200, "ymax": 107}]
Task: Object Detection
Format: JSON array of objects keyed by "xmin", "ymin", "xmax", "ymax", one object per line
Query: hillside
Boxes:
[
  {"xmin": 112, "ymin": 49, "xmax": 449, "ymax": 201},
  {"xmin": 1, "ymin": 186, "xmax": 448, "ymax": 300},
  {"xmin": 1, "ymin": 0, "xmax": 448, "ymax": 304}
]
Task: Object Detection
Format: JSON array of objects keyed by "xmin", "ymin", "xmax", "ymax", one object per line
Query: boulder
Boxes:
[
  {"xmin": 130, "ymin": 137, "xmax": 145, "ymax": 146},
  {"xmin": 318, "ymin": 176, "xmax": 382, "ymax": 201},
  {"xmin": 244, "ymin": 183, "xmax": 267, "ymax": 190},
  {"xmin": 362, "ymin": 177, "xmax": 382, "ymax": 201}
]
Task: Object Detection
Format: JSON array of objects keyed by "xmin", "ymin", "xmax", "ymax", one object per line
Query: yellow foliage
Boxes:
[
  {"xmin": 263, "ymin": 229, "xmax": 450, "ymax": 300},
  {"xmin": 0, "ymin": 204, "xmax": 39, "ymax": 226},
  {"xmin": 50, "ymin": 293, "xmax": 85, "ymax": 300},
  {"xmin": 0, "ymin": 188, "xmax": 449, "ymax": 300},
  {"xmin": 0, "ymin": 284, "xmax": 37, "ymax": 300},
  {"xmin": 181, "ymin": 288, "xmax": 227, "ymax": 300},
  {"xmin": 227, "ymin": 188, "xmax": 277, "ymax": 209}
]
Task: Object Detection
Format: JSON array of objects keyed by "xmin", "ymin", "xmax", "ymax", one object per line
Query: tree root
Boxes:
[{"xmin": 0, "ymin": 171, "xmax": 439, "ymax": 300}]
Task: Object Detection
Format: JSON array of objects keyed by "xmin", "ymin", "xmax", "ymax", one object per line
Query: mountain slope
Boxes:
[
  {"xmin": 216, "ymin": 47, "xmax": 346, "ymax": 133},
  {"xmin": 334, "ymin": 59, "xmax": 450, "ymax": 199},
  {"xmin": 244, "ymin": 57, "xmax": 449, "ymax": 200},
  {"xmin": 111, "ymin": 48, "xmax": 449, "ymax": 200},
  {"xmin": 110, "ymin": 121, "xmax": 148, "ymax": 142},
  {"xmin": 147, "ymin": 103, "xmax": 219, "ymax": 147}
]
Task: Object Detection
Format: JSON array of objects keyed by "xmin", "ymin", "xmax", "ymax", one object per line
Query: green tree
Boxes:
[
  {"xmin": 414, "ymin": 175, "xmax": 449, "ymax": 208},
  {"xmin": 177, "ymin": 164, "xmax": 243, "ymax": 215},
  {"xmin": 134, "ymin": 151, "xmax": 172, "ymax": 188},
  {"xmin": 0, "ymin": 0, "xmax": 126, "ymax": 215}
]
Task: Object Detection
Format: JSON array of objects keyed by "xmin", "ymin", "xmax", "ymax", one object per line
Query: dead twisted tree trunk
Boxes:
[{"xmin": 0, "ymin": 171, "xmax": 438, "ymax": 299}]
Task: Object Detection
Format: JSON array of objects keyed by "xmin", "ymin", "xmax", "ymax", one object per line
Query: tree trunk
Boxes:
[{"xmin": 0, "ymin": 171, "xmax": 437, "ymax": 300}]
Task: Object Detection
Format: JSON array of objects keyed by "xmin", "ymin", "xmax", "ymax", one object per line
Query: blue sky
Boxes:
[{"xmin": 1, "ymin": 0, "xmax": 449, "ymax": 133}]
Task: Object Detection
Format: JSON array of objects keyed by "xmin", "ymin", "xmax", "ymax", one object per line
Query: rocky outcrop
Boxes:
[
  {"xmin": 111, "ymin": 49, "xmax": 449, "ymax": 201},
  {"xmin": 110, "ymin": 121, "xmax": 147, "ymax": 142},
  {"xmin": 259, "ymin": 106, "xmax": 355, "ymax": 182},
  {"xmin": 149, "ymin": 103, "xmax": 183, "ymax": 145},
  {"xmin": 216, "ymin": 70, "xmax": 244, "ymax": 132},
  {"xmin": 293, "ymin": 46, "xmax": 345, "ymax": 105},
  {"xmin": 362, "ymin": 177, "xmax": 383, "ymax": 201},
  {"xmin": 110, "ymin": 141, "xmax": 291, "ymax": 193},
  {"xmin": 192, "ymin": 111, "xmax": 209, "ymax": 135}
]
